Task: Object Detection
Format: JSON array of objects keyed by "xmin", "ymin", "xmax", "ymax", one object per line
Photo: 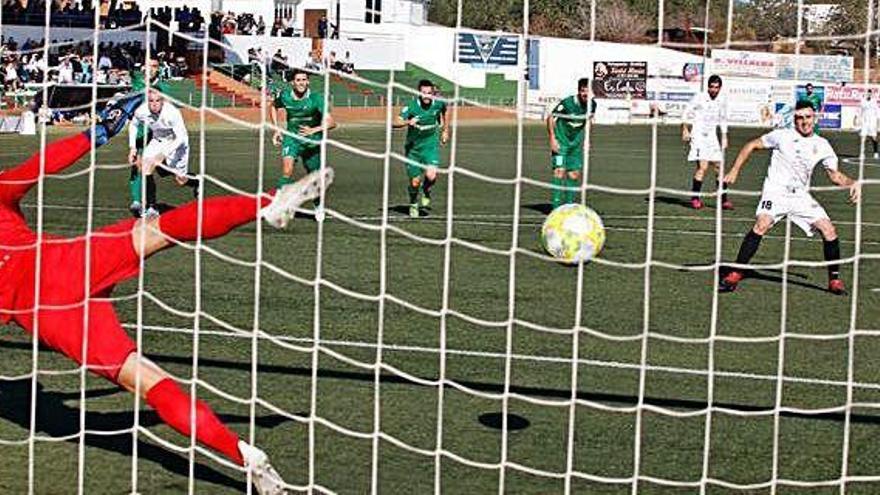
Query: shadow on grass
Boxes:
[{"xmin": 0, "ymin": 369, "xmax": 289, "ymax": 493}]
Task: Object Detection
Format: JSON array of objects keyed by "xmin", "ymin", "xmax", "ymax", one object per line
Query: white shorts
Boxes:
[
  {"xmin": 688, "ymin": 135, "xmax": 722, "ymax": 163},
  {"xmin": 755, "ymin": 182, "xmax": 829, "ymax": 237},
  {"xmin": 143, "ymin": 139, "xmax": 189, "ymax": 177},
  {"xmin": 860, "ymin": 125, "xmax": 877, "ymax": 138}
]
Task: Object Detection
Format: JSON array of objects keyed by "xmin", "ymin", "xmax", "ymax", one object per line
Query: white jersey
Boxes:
[
  {"xmin": 760, "ymin": 129, "xmax": 838, "ymax": 190},
  {"xmin": 860, "ymin": 98, "xmax": 879, "ymax": 131},
  {"xmin": 128, "ymin": 100, "xmax": 188, "ymax": 151},
  {"xmin": 684, "ymin": 92, "xmax": 728, "ymax": 139}
]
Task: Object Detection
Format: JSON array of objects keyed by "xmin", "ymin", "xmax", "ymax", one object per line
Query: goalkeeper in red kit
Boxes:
[{"xmin": 0, "ymin": 93, "xmax": 333, "ymax": 494}]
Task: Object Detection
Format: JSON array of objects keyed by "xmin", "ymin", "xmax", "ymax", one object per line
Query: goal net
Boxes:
[{"xmin": 0, "ymin": 0, "xmax": 878, "ymax": 493}]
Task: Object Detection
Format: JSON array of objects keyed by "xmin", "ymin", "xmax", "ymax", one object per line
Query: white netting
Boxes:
[{"xmin": 1, "ymin": 0, "xmax": 880, "ymax": 493}]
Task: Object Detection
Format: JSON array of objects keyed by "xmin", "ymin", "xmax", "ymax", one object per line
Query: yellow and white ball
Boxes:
[{"xmin": 541, "ymin": 204, "xmax": 606, "ymax": 264}]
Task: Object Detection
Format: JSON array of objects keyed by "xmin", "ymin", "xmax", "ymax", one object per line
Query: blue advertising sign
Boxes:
[{"xmin": 457, "ymin": 33, "xmax": 519, "ymax": 67}]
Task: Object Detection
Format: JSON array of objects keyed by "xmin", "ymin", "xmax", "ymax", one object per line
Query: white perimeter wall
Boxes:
[{"xmin": 223, "ymin": 34, "xmax": 406, "ymax": 71}]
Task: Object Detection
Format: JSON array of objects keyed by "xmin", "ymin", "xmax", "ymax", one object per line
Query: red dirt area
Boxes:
[{"xmin": 183, "ymin": 106, "xmax": 515, "ymax": 126}]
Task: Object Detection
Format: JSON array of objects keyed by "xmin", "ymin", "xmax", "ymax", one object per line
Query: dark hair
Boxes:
[
  {"xmin": 289, "ymin": 68, "xmax": 308, "ymax": 80},
  {"xmin": 805, "ymin": 83, "xmax": 814, "ymax": 89},
  {"xmin": 795, "ymin": 99, "xmax": 816, "ymax": 111},
  {"xmin": 417, "ymin": 79, "xmax": 434, "ymax": 89},
  {"xmin": 707, "ymin": 74, "xmax": 722, "ymax": 86},
  {"xmin": 578, "ymin": 77, "xmax": 590, "ymax": 89}
]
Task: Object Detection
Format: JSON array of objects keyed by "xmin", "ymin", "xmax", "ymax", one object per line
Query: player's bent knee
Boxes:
[
  {"xmin": 815, "ymin": 220, "xmax": 837, "ymax": 240},
  {"xmin": 131, "ymin": 217, "xmax": 171, "ymax": 258},
  {"xmin": 553, "ymin": 167, "xmax": 566, "ymax": 179},
  {"xmin": 753, "ymin": 218, "xmax": 773, "ymax": 235},
  {"xmin": 567, "ymin": 171, "xmax": 580, "ymax": 181},
  {"xmin": 410, "ymin": 177, "xmax": 421, "ymax": 188},
  {"xmin": 117, "ymin": 353, "xmax": 171, "ymax": 396}
]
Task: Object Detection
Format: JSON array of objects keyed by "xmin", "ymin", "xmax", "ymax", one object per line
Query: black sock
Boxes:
[
  {"xmin": 691, "ymin": 178, "xmax": 703, "ymax": 198},
  {"xmin": 129, "ymin": 165, "xmax": 138, "ymax": 181},
  {"xmin": 422, "ymin": 177, "xmax": 435, "ymax": 198},
  {"xmin": 185, "ymin": 177, "xmax": 200, "ymax": 197},
  {"xmin": 735, "ymin": 230, "xmax": 763, "ymax": 266},
  {"xmin": 720, "ymin": 181, "xmax": 730, "ymax": 203},
  {"xmin": 823, "ymin": 238, "xmax": 841, "ymax": 280},
  {"xmin": 873, "ymin": 139, "xmax": 878, "ymax": 154},
  {"xmin": 146, "ymin": 175, "xmax": 157, "ymax": 207}
]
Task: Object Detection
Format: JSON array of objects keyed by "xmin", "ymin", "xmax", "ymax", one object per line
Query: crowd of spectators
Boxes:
[
  {"xmin": 1, "ymin": 0, "xmax": 142, "ymax": 29},
  {"xmin": 149, "ymin": 5, "xmax": 204, "ymax": 33},
  {"xmin": 209, "ymin": 11, "xmax": 266, "ymax": 39},
  {"xmin": 1, "ymin": 36, "xmax": 186, "ymax": 92},
  {"xmin": 206, "ymin": 10, "xmax": 337, "ymax": 39}
]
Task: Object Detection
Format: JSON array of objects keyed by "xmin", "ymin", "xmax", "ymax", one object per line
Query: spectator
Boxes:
[
  {"xmin": 257, "ymin": 16, "xmax": 266, "ymax": 35},
  {"xmin": 4, "ymin": 60, "xmax": 19, "ymax": 91},
  {"xmin": 304, "ymin": 51, "xmax": 321, "ymax": 72},
  {"xmin": 317, "ymin": 14, "xmax": 327, "ymax": 38},
  {"xmin": 327, "ymin": 51, "xmax": 337, "ymax": 69},
  {"xmin": 342, "ymin": 51, "xmax": 354, "ymax": 74},
  {"xmin": 270, "ymin": 49, "xmax": 287, "ymax": 74},
  {"xmin": 98, "ymin": 52, "xmax": 112, "ymax": 71},
  {"xmin": 57, "ymin": 57, "xmax": 74, "ymax": 83}
]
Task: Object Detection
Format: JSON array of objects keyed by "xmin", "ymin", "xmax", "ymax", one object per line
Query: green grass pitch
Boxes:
[{"xmin": 0, "ymin": 121, "xmax": 878, "ymax": 494}]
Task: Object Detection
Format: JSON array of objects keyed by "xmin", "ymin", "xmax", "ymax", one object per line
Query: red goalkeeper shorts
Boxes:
[{"xmin": 10, "ymin": 218, "xmax": 143, "ymax": 381}]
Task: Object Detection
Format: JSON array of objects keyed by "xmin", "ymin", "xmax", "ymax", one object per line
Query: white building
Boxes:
[
  {"xmin": 130, "ymin": 0, "xmax": 428, "ymax": 38},
  {"xmin": 802, "ymin": 4, "xmax": 839, "ymax": 34},
  {"xmin": 274, "ymin": 0, "xmax": 429, "ymax": 38}
]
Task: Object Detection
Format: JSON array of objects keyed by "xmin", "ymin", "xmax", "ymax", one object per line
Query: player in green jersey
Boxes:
[
  {"xmin": 546, "ymin": 78, "xmax": 596, "ymax": 209},
  {"xmin": 799, "ymin": 83, "xmax": 823, "ymax": 135},
  {"xmin": 270, "ymin": 68, "xmax": 336, "ymax": 196},
  {"xmin": 392, "ymin": 79, "xmax": 449, "ymax": 218}
]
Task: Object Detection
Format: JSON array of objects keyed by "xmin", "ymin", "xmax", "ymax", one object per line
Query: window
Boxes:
[{"xmin": 365, "ymin": 0, "xmax": 381, "ymax": 23}]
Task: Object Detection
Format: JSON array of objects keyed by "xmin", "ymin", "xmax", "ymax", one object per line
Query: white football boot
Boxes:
[
  {"xmin": 239, "ymin": 441, "xmax": 288, "ymax": 495},
  {"xmin": 261, "ymin": 167, "xmax": 335, "ymax": 229}
]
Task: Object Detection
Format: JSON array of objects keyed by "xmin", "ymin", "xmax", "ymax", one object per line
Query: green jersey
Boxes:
[
  {"xmin": 400, "ymin": 97, "xmax": 447, "ymax": 149},
  {"xmin": 131, "ymin": 70, "xmax": 169, "ymax": 93},
  {"xmin": 801, "ymin": 93, "xmax": 822, "ymax": 112},
  {"xmin": 551, "ymin": 95, "xmax": 595, "ymax": 149},
  {"xmin": 274, "ymin": 86, "xmax": 327, "ymax": 147}
]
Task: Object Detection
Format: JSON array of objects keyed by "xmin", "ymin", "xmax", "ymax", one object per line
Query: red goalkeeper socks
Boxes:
[
  {"xmin": 158, "ymin": 194, "xmax": 271, "ymax": 242},
  {"xmin": 145, "ymin": 378, "xmax": 244, "ymax": 465}
]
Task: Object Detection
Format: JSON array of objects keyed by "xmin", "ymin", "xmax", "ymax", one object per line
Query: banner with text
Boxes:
[
  {"xmin": 592, "ymin": 61, "xmax": 647, "ymax": 99},
  {"xmin": 709, "ymin": 49, "xmax": 853, "ymax": 83}
]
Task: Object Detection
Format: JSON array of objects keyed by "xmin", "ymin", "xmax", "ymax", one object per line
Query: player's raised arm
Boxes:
[
  {"xmin": 681, "ymin": 99, "xmax": 694, "ymax": 142},
  {"xmin": 725, "ymin": 136, "xmax": 767, "ymax": 184},
  {"xmin": 720, "ymin": 97, "xmax": 729, "ymax": 150},
  {"xmin": 439, "ymin": 100, "xmax": 449, "ymax": 145},
  {"xmin": 822, "ymin": 156, "xmax": 860, "ymax": 203},
  {"xmin": 322, "ymin": 111, "xmax": 337, "ymax": 133},
  {"xmin": 270, "ymin": 95, "xmax": 284, "ymax": 146},
  {"xmin": 393, "ymin": 105, "xmax": 414, "ymax": 129},
  {"xmin": 546, "ymin": 103, "xmax": 559, "ymax": 154},
  {"xmin": 127, "ymin": 110, "xmax": 141, "ymax": 164}
]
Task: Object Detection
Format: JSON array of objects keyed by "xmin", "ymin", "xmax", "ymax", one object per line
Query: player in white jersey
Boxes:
[
  {"xmin": 127, "ymin": 89, "xmax": 197, "ymax": 218},
  {"xmin": 859, "ymin": 89, "xmax": 879, "ymax": 158},
  {"xmin": 681, "ymin": 75, "xmax": 732, "ymax": 210},
  {"xmin": 718, "ymin": 100, "xmax": 860, "ymax": 294}
]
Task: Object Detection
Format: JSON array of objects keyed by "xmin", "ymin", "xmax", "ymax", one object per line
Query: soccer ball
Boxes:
[{"xmin": 541, "ymin": 204, "xmax": 606, "ymax": 264}]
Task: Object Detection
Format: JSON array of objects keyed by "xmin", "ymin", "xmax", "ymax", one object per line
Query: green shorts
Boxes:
[
  {"xmin": 551, "ymin": 149, "xmax": 583, "ymax": 171},
  {"xmin": 404, "ymin": 145, "xmax": 441, "ymax": 179},
  {"xmin": 282, "ymin": 136, "xmax": 322, "ymax": 173}
]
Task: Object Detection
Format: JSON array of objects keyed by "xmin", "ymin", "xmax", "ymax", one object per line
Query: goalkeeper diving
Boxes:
[{"xmin": 0, "ymin": 92, "xmax": 333, "ymax": 494}]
